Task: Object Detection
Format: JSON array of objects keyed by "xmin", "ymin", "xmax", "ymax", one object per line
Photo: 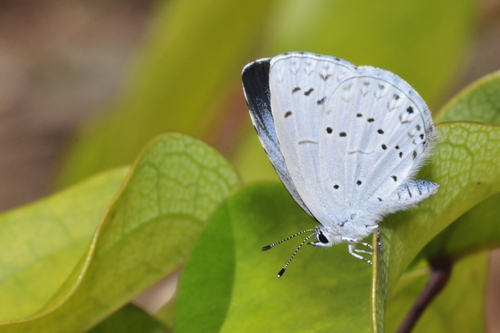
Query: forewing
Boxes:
[{"xmin": 242, "ymin": 58, "xmax": 313, "ymax": 217}]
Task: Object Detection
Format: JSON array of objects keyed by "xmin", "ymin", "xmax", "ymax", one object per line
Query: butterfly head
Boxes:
[
  {"xmin": 308, "ymin": 226, "xmax": 343, "ymax": 248},
  {"xmin": 261, "ymin": 226, "xmax": 344, "ymax": 278}
]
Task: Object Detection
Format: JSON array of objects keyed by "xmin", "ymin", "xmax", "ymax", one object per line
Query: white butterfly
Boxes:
[{"xmin": 242, "ymin": 52, "xmax": 439, "ymax": 277}]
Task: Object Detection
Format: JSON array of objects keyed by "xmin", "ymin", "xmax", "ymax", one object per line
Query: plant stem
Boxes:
[{"xmin": 397, "ymin": 257, "xmax": 453, "ymax": 333}]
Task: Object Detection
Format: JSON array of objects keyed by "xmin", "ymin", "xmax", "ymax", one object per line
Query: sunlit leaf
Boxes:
[
  {"xmin": 176, "ymin": 183, "xmax": 373, "ymax": 333},
  {"xmin": 0, "ymin": 167, "xmax": 128, "ymax": 321},
  {"xmin": 435, "ymin": 71, "xmax": 500, "ymax": 124},
  {"xmin": 1, "ymin": 133, "xmax": 240, "ymax": 332}
]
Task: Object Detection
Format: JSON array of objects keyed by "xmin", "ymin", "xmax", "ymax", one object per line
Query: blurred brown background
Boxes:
[
  {"xmin": 0, "ymin": 0, "xmax": 499, "ymax": 331},
  {"xmin": 0, "ymin": 0, "xmax": 154, "ymax": 211}
]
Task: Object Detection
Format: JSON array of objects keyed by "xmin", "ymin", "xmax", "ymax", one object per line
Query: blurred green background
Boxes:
[{"xmin": 0, "ymin": 0, "xmax": 499, "ymax": 331}]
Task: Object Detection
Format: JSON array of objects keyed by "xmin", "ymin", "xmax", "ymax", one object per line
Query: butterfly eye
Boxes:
[{"xmin": 318, "ymin": 232, "xmax": 329, "ymax": 244}]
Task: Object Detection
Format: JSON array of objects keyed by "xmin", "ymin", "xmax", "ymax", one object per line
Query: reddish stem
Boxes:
[{"xmin": 396, "ymin": 257, "xmax": 453, "ymax": 333}]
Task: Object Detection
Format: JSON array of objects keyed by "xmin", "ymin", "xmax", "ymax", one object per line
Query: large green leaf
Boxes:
[
  {"xmin": 0, "ymin": 133, "xmax": 240, "ymax": 332},
  {"xmin": 435, "ymin": 71, "xmax": 500, "ymax": 124},
  {"xmin": 424, "ymin": 71, "xmax": 500, "ymax": 259},
  {"xmin": 425, "ymin": 192, "xmax": 500, "ymax": 259},
  {"xmin": 56, "ymin": 0, "xmax": 276, "ymax": 188},
  {"xmin": 176, "ymin": 183, "xmax": 374, "ymax": 333},
  {"xmin": 0, "ymin": 167, "xmax": 128, "ymax": 322}
]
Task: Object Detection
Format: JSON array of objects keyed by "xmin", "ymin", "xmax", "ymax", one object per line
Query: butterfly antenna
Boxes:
[
  {"xmin": 276, "ymin": 232, "xmax": 316, "ymax": 278},
  {"xmin": 261, "ymin": 229, "xmax": 315, "ymax": 251}
]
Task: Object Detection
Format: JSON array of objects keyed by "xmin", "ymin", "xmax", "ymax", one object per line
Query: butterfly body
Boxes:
[{"xmin": 242, "ymin": 52, "xmax": 439, "ymax": 270}]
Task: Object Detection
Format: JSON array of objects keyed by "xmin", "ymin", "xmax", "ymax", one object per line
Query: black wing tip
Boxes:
[{"xmin": 242, "ymin": 57, "xmax": 271, "ymax": 77}]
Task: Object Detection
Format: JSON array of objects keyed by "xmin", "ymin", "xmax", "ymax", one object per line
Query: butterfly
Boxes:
[{"xmin": 242, "ymin": 52, "xmax": 439, "ymax": 277}]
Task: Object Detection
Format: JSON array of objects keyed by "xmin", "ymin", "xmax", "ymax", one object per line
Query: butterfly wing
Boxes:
[
  {"xmin": 269, "ymin": 52, "xmax": 436, "ymax": 225},
  {"xmin": 242, "ymin": 58, "xmax": 313, "ymax": 217}
]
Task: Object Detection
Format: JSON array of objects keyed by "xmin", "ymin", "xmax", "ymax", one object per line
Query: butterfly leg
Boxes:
[{"xmin": 343, "ymin": 238, "xmax": 373, "ymax": 265}]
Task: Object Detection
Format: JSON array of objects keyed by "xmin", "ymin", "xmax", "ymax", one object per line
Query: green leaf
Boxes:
[
  {"xmin": 87, "ymin": 304, "xmax": 167, "ymax": 333},
  {"xmin": 425, "ymin": 192, "xmax": 500, "ymax": 259},
  {"xmin": 176, "ymin": 183, "xmax": 374, "ymax": 333},
  {"xmin": 424, "ymin": 71, "xmax": 500, "ymax": 258},
  {"xmin": 55, "ymin": 0, "xmax": 276, "ymax": 188},
  {"xmin": 426, "ymin": 71, "xmax": 500, "ymax": 259},
  {"xmin": 435, "ymin": 71, "xmax": 500, "ymax": 124},
  {"xmin": 0, "ymin": 167, "xmax": 128, "ymax": 322},
  {"xmin": 1, "ymin": 133, "xmax": 240, "ymax": 332}
]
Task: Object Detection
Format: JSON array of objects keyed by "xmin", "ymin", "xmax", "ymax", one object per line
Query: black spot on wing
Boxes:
[
  {"xmin": 391, "ymin": 176, "xmax": 397, "ymax": 182},
  {"xmin": 326, "ymin": 127, "xmax": 333, "ymax": 134},
  {"xmin": 304, "ymin": 88, "xmax": 314, "ymax": 96},
  {"xmin": 339, "ymin": 132, "xmax": 347, "ymax": 137},
  {"xmin": 317, "ymin": 97, "xmax": 326, "ymax": 105},
  {"xmin": 407, "ymin": 106, "xmax": 414, "ymax": 114},
  {"xmin": 367, "ymin": 118, "xmax": 374, "ymax": 123},
  {"xmin": 285, "ymin": 111, "xmax": 292, "ymax": 118},
  {"xmin": 320, "ymin": 73, "xmax": 331, "ymax": 81},
  {"xmin": 292, "ymin": 87, "xmax": 301, "ymax": 93}
]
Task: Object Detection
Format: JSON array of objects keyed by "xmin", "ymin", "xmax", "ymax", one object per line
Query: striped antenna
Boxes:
[{"xmin": 261, "ymin": 229, "xmax": 315, "ymax": 251}]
